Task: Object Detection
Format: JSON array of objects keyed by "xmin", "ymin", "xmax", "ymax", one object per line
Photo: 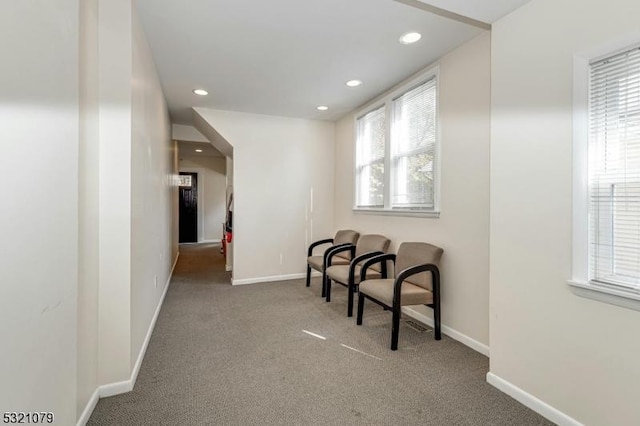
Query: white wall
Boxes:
[
  {"xmin": 78, "ymin": 0, "xmax": 100, "ymax": 419},
  {"xmin": 490, "ymin": 1, "xmax": 640, "ymax": 424},
  {"xmin": 2, "ymin": 2, "xmax": 177, "ymax": 423},
  {"xmin": 172, "ymin": 143, "xmax": 180, "ymax": 257},
  {"xmin": 97, "ymin": 0, "xmax": 133, "ymax": 386},
  {"xmin": 179, "ymin": 156, "xmax": 227, "ymax": 242},
  {"xmin": 0, "ymin": 1, "xmax": 80, "ymax": 424},
  {"xmin": 334, "ymin": 32, "xmax": 491, "ymax": 349},
  {"xmin": 78, "ymin": 1, "xmax": 179, "ymax": 420},
  {"xmin": 130, "ymin": 7, "xmax": 177, "ymax": 374},
  {"xmin": 173, "ymin": 124, "xmax": 209, "ymax": 143},
  {"xmin": 194, "ymin": 109, "xmax": 335, "ymax": 283}
]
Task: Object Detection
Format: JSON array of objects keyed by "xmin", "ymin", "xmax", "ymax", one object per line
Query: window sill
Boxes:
[
  {"xmin": 352, "ymin": 208, "xmax": 440, "ymax": 219},
  {"xmin": 567, "ymin": 280, "xmax": 640, "ymax": 312}
]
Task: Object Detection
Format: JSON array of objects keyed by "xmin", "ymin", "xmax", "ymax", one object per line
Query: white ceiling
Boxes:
[
  {"xmin": 412, "ymin": 0, "xmax": 531, "ymax": 23},
  {"xmin": 178, "ymin": 140, "xmax": 224, "ymax": 158},
  {"xmin": 135, "ymin": 0, "xmax": 530, "ymax": 124}
]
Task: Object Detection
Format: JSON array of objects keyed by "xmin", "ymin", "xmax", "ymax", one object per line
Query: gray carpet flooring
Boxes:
[{"xmin": 88, "ymin": 243, "xmax": 553, "ymax": 425}]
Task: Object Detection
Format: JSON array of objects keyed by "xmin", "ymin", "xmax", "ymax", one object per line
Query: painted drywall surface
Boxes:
[
  {"xmin": 77, "ymin": 0, "xmax": 100, "ymax": 418},
  {"xmin": 97, "ymin": 0, "xmax": 133, "ymax": 385},
  {"xmin": 195, "ymin": 109, "xmax": 335, "ymax": 282},
  {"xmin": 172, "ymin": 124, "xmax": 209, "ymax": 143},
  {"xmin": 172, "ymin": 142, "xmax": 180, "ymax": 261},
  {"xmin": 0, "ymin": 1, "xmax": 79, "ymax": 423},
  {"xmin": 334, "ymin": 32, "xmax": 491, "ymax": 346},
  {"xmin": 130, "ymin": 8, "xmax": 177, "ymax": 370},
  {"xmin": 193, "ymin": 110, "xmax": 234, "ymax": 158},
  {"xmin": 179, "ymin": 156, "xmax": 227, "ymax": 242},
  {"xmin": 490, "ymin": 1, "xmax": 640, "ymax": 424}
]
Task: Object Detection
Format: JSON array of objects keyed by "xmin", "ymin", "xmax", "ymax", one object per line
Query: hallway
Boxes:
[
  {"xmin": 88, "ymin": 243, "xmax": 550, "ymax": 425},
  {"xmin": 170, "ymin": 243, "xmax": 230, "ymax": 285}
]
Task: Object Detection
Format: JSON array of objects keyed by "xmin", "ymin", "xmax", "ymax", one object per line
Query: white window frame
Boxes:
[
  {"xmin": 354, "ymin": 105, "xmax": 386, "ymax": 209},
  {"xmin": 570, "ymin": 40, "xmax": 640, "ymax": 312},
  {"xmin": 352, "ymin": 66, "xmax": 441, "ymax": 218}
]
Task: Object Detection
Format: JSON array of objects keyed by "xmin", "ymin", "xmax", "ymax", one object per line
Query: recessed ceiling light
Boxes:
[
  {"xmin": 399, "ymin": 32, "xmax": 422, "ymax": 44},
  {"xmin": 346, "ymin": 80, "xmax": 362, "ymax": 87},
  {"xmin": 195, "ymin": 149, "xmax": 203, "ymax": 153},
  {"xmin": 193, "ymin": 89, "xmax": 208, "ymax": 96},
  {"xmin": 317, "ymin": 105, "xmax": 329, "ymax": 111}
]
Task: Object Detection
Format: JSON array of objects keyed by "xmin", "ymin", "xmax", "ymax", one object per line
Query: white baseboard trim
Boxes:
[
  {"xmin": 79, "ymin": 253, "xmax": 180, "ymax": 424},
  {"xmin": 201, "ymin": 239, "xmax": 221, "ymax": 244},
  {"xmin": 231, "ymin": 271, "xmax": 322, "ymax": 285},
  {"xmin": 401, "ymin": 306, "xmax": 490, "ymax": 356},
  {"xmin": 486, "ymin": 372, "xmax": 582, "ymax": 426},
  {"xmin": 130, "ymin": 253, "xmax": 179, "ymax": 389},
  {"xmin": 232, "ymin": 272, "xmax": 307, "ymax": 285},
  {"xmin": 76, "ymin": 388, "xmax": 99, "ymax": 426},
  {"xmin": 98, "ymin": 380, "xmax": 132, "ymax": 398}
]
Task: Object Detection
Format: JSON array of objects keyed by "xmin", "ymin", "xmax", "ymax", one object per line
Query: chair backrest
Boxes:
[
  {"xmin": 355, "ymin": 234, "xmax": 391, "ymax": 271},
  {"xmin": 334, "ymin": 230, "xmax": 360, "ymax": 260},
  {"xmin": 395, "ymin": 242, "xmax": 444, "ymax": 291}
]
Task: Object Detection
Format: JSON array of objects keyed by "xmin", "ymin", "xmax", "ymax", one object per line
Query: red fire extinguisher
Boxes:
[{"xmin": 225, "ymin": 193, "xmax": 233, "ymax": 244}]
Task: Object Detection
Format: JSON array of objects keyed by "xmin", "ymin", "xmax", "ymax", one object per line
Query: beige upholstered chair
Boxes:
[
  {"xmin": 306, "ymin": 230, "xmax": 360, "ymax": 297},
  {"xmin": 357, "ymin": 242, "xmax": 443, "ymax": 350},
  {"xmin": 324, "ymin": 234, "xmax": 391, "ymax": 317}
]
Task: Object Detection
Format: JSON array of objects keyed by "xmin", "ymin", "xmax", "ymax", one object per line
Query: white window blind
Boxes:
[
  {"xmin": 589, "ymin": 46, "xmax": 640, "ymax": 290},
  {"xmin": 355, "ymin": 106, "xmax": 386, "ymax": 207},
  {"xmin": 391, "ymin": 78, "xmax": 437, "ymax": 209}
]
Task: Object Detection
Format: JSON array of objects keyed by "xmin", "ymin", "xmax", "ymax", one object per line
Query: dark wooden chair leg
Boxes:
[
  {"xmin": 433, "ymin": 268, "xmax": 441, "ymax": 340},
  {"xmin": 306, "ymin": 265, "xmax": 311, "ymax": 287},
  {"xmin": 347, "ymin": 283, "xmax": 354, "ymax": 317},
  {"xmin": 356, "ymin": 293, "xmax": 365, "ymax": 325},
  {"xmin": 433, "ymin": 300, "xmax": 441, "ymax": 340},
  {"xmin": 391, "ymin": 301, "xmax": 401, "ymax": 351},
  {"xmin": 321, "ymin": 273, "xmax": 326, "ymax": 298},
  {"xmin": 325, "ymin": 278, "xmax": 332, "ymax": 302}
]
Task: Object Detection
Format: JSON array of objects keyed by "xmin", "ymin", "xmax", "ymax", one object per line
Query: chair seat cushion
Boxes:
[
  {"xmin": 359, "ymin": 279, "xmax": 433, "ymax": 306},
  {"xmin": 307, "ymin": 255, "xmax": 348, "ymax": 272},
  {"xmin": 326, "ymin": 264, "xmax": 380, "ymax": 285}
]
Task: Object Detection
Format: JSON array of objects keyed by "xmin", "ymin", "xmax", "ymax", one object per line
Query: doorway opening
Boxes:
[{"xmin": 179, "ymin": 171, "xmax": 198, "ymax": 243}]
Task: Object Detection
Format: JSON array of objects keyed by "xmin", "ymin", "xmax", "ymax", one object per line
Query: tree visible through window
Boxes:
[
  {"xmin": 355, "ymin": 106, "xmax": 385, "ymax": 207},
  {"xmin": 391, "ymin": 78, "xmax": 436, "ymax": 208},
  {"xmin": 354, "ymin": 74, "xmax": 438, "ymax": 213}
]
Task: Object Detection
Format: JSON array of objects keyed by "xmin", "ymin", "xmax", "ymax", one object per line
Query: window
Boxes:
[
  {"xmin": 391, "ymin": 79, "xmax": 437, "ymax": 209},
  {"xmin": 589, "ymin": 46, "xmax": 640, "ymax": 290},
  {"xmin": 177, "ymin": 175, "xmax": 192, "ymax": 187},
  {"xmin": 355, "ymin": 106, "xmax": 386, "ymax": 208},
  {"xmin": 354, "ymin": 71, "xmax": 439, "ymax": 216},
  {"xmin": 569, "ymin": 43, "xmax": 640, "ymax": 311}
]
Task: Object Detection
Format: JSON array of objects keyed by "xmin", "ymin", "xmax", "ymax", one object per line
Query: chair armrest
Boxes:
[
  {"xmin": 394, "ymin": 264, "xmax": 441, "ymax": 304},
  {"xmin": 348, "ymin": 251, "xmax": 383, "ymax": 283},
  {"xmin": 360, "ymin": 253, "xmax": 396, "ymax": 282},
  {"xmin": 324, "ymin": 243, "xmax": 355, "ymax": 268},
  {"xmin": 307, "ymin": 238, "xmax": 334, "ymax": 257}
]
